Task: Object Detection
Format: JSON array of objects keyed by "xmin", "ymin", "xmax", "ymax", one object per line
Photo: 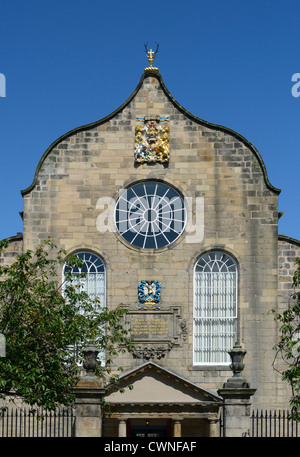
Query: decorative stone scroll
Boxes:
[
  {"xmin": 131, "ymin": 342, "xmax": 175, "ymax": 360},
  {"xmin": 134, "ymin": 116, "xmax": 170, "ymax": 164}
]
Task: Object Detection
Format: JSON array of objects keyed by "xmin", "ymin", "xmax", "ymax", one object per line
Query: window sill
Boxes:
[{"xmin": 189, "ymin": 365, "xmax": 231, "ymax": 371}]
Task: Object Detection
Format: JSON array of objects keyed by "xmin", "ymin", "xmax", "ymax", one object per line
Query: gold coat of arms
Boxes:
[{"xmin": 134, "ymin": 116, "xmax": 170, "ymax": 163}]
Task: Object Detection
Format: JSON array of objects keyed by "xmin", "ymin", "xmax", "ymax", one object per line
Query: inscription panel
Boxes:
[
  {"xmin": 124, "ymin": 306, "xmax": 183, "ymax": 343},
  {"xmin": 130, "ymin": 316, "xmax": 169, "ymax": 337},
  {"xmin": 124, "ymin": 307, "xmax": 185, "ymax": 360}
]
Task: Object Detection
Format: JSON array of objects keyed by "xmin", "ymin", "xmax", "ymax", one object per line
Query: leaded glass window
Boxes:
[{"xmin": 193, "ymin": 251, "xmax": 238, "ymax": 365}]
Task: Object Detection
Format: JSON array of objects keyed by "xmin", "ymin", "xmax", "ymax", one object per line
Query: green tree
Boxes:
[
  {"xmin": 272, "ymin": 257, "xmax": 300, "ymax": 420},
  {"xmin": 0, "ymin": 239, "xmax": 132, "ymax": 410}
]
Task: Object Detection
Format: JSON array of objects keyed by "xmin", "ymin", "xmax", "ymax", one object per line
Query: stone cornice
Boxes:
[
  {"xmin": 278, "ymin": 234, "xmax": 300, "ymax": 247},
  {"xmin": 1, "ymin": 232, "xmax": 23, "ymax": 243}
]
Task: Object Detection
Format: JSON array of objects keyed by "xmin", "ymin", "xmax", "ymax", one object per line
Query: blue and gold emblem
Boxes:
[{"xmin": 138, "ymin": 280, "xmax": 161, "ymax": 309}]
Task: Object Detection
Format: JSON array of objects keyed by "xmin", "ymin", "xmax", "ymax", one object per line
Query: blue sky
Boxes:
[{"xmin": 0, "ymin": 0, "xmax": 299, "ymax": 241}]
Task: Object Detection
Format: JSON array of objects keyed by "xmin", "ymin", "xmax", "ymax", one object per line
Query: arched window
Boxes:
[
  {"xmin": 63, "ymin": 251, "xmax": 106, "ymax": 364},
  {"xmin": 193, "ymin": 251, "xmax": 238, "ymax": 365},
  {"xmin": 64, "ymin": 251, "xmax": 106, "ymax": 308}
]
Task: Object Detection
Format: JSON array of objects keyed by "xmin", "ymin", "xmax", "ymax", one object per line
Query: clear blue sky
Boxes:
[{"xmin": 0, "ymin": 0, "xmax": 299, "ymax": 241}]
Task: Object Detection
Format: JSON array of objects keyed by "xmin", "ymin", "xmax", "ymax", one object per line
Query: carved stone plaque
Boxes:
[
  {"xmin": 124, "ymin": 306, "xmax": 185, "ymax": 360},
  {"xmin": 130, "ymin": 316, "xmax": 169, "ymax": 338}
]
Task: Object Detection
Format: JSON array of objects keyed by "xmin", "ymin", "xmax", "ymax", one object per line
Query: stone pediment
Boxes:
[{"xmin": 105, "ymin": 362, "xmax": 222, "ymax": 405}]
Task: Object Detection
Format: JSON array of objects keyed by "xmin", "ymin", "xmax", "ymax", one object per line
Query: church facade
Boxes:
[{"xmin": 2, "ymin": 54, "xmax": 300, "ymax": 437}]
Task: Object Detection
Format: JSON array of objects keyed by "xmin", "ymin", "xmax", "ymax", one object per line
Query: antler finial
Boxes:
[{"xmin": 144, "ymin": 42, "xmax": 159, "ymax": 72}]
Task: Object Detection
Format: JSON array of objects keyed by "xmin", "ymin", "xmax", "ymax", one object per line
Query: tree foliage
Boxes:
[
  {"xmin": 272, "ymin": 257, "xmax": 300, "ymax": 420},
  {"xmin": 0, "ymin": 239, "xmax": 132, "ymax": 410}
]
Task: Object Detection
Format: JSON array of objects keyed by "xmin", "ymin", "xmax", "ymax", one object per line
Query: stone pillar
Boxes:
[
  {"xmin": 118, "ymin": 420, "xmax": 127, "ymax": 437},
  {"xmin": 208, "ymin": 418, "xmax": 219, "ymax": 437},
  {"xmin": 73, "ymin": 342, "xmax": 106, "ymax": 437},
  {"xmin": 0, "ymin": 333, "xmax": 6, "ymax": 357},
  {"xmin": 173, "ymin": 419, "xmax": 182, "ymax": 437},
  {"xmin": 217, "ymin": 342, "xmax": 256, "ymax": 437}
]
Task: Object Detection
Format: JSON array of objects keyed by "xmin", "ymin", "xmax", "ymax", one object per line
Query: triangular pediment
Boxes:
[{"xmin": 105, "ymin": 362, "xmax": 222, "ymax": 405}]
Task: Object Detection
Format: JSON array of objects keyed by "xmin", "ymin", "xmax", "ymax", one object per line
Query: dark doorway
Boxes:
[
  {"xmin": 128, "ymin": 419, "xmax": 171, "ymax": 437},
  {"xmin": 131, "ymin": 425, "xmax": 168, "ymax": 437}
]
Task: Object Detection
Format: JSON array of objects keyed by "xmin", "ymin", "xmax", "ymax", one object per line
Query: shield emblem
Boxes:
[
  {"xmin": 138, "ymin": 280, "xmax": 161, "ymax": 309},
  {"xmin": 134, "ymin": 118, "xmax": 170, "ymax": 163}
]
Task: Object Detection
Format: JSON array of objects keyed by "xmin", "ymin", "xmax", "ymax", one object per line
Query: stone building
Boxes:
[{"xmin": 1, "ymin": 53, "xmax": 300, "ymax": 437}]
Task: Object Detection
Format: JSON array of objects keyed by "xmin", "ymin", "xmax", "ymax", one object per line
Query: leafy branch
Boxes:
[{"xmin": 272, "ymin": 257, "xmax": 300, "ymax": 421}]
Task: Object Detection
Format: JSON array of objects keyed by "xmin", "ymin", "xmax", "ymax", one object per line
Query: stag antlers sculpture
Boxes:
[{"xmin": 144, "ymin": 42, "xmax": 159, "ymax": 71}]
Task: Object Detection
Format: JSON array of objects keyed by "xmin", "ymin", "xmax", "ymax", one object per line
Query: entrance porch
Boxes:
[{"xmin": 104, "ymin": 362, "xmax": 222, "ymax": 437}]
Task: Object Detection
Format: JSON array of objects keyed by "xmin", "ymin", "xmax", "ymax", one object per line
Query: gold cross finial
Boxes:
[{"xmin": 144, "ymin": 43, "xmax": 159, "ymax": 72}]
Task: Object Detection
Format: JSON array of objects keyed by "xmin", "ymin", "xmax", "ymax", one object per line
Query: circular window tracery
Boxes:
[{"xmin": 115, "ymin": 181, "xmax": 187, "ymax": 249}]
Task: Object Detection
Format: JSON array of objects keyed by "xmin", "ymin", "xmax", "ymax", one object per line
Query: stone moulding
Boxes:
[
  {"xmin": 278, "ymin": 234, "xmax": 300, "ymax": 246},
  {"xmin": 131, "ymin": 342, "xmax": 175, "ymax": 360},
  {"xmin": 1, "ymin": 232, "xmax": 23, "ymax": 243}
]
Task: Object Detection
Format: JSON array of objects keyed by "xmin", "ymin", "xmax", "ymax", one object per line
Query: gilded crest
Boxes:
[{"xmin": 135, "ymin": 116, "xmax": 170, "ymax": 164}]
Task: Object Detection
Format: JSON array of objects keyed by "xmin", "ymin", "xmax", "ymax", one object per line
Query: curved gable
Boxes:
[
  {"xmin": 21, "ymin": 70, "xmax": 280, "ymax": 196},
  {"xmin": 0, "ymin": 233, "xmax": 23, "ymax": 266}
]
